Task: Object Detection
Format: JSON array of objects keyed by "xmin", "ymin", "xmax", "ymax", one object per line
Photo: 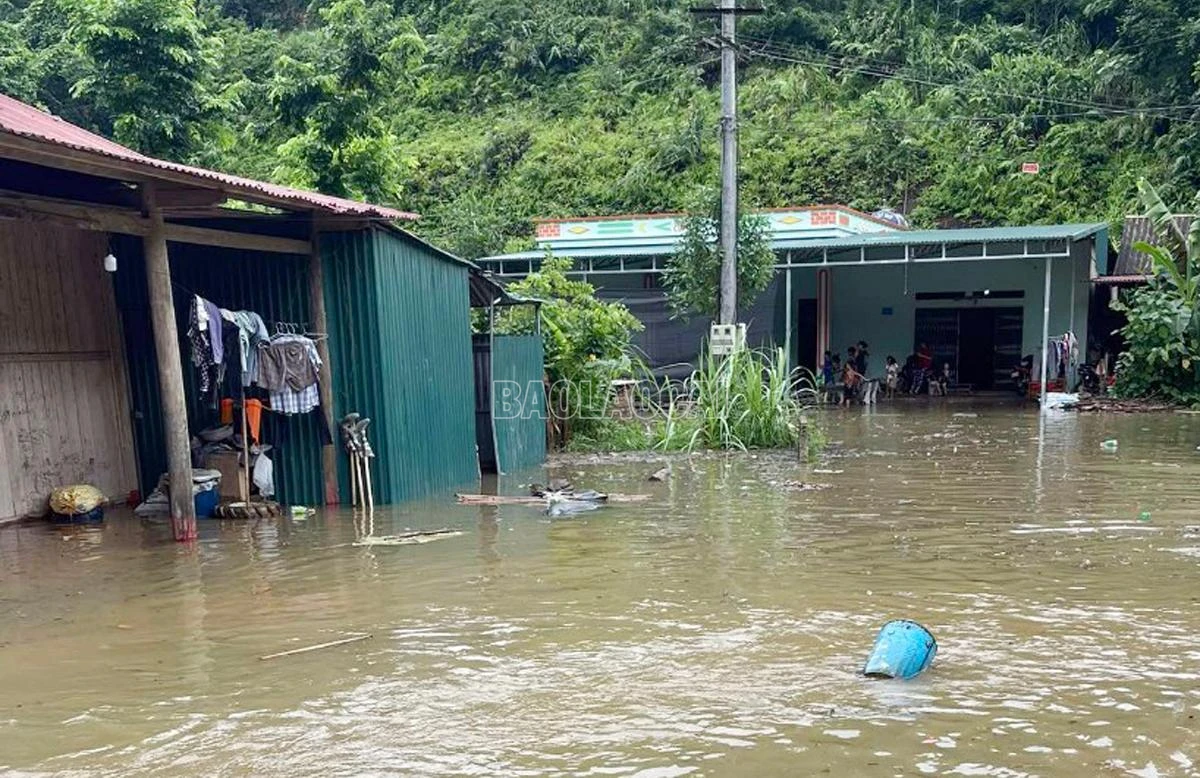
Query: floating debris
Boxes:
[
  {"xmin": 863, "ymin": 620, "xmax": 937, "ymax": 680},
  {"xmin": 648, "ymin": 467, "xmax": 671, "ymax": 482},
  {"xmin": 780, "ymin": 481, "xmax": 832, "ymax": 492},
  {"xmin": 260, "ymin": 634, "xmax": 372, "ymax": 661},
  {"xmin": 456, "ymin": 493, "xmax": 650, "ymax": 505},
  {"xmin": 353, "ymin": 529, "xmax": 463, "ymax": 547}
]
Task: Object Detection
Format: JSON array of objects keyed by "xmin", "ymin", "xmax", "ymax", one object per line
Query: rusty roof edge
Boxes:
[{"xmin": 0, "ymin": 125, "xmax": 418, "ymax": 221}]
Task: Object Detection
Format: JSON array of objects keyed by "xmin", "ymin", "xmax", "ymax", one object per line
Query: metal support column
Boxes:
[
  {"xmin": 784, "ymin": 268, "xmax": 793, "ymax": 372},
  {"xmin": 1040, "ymin": 257, "xmax": 1053, "ymax": 406}
]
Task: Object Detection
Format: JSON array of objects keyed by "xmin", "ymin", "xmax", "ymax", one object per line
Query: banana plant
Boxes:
[{"xmin": 1135, "ymin": 179, "xmax": 1200, "ymax": 310}]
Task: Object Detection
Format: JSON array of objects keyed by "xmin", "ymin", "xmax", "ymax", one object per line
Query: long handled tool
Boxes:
[{"xmin": 340, "ymin": 414, "xmax": 375, "ymax": 513}]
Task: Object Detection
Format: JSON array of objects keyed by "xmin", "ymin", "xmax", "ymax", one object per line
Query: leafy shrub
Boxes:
[{"xmin": 1113, "ymin": 180, "xmax": 1200, "ymax": 404}]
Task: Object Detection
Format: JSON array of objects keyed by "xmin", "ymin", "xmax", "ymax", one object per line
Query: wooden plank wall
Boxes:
[{"xmin": 0, "ymin": 221, "xmax": 137, "ymax": 519}]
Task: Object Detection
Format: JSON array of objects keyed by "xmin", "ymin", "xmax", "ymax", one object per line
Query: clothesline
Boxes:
[{"xmin": 188, "ymin": 292, "xmax": 325, "ymax": 417}]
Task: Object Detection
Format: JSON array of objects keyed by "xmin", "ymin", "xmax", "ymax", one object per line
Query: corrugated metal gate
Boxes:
[{"xmin": 490, "ymin": 335, "xmax": 546, "ymax": 474}]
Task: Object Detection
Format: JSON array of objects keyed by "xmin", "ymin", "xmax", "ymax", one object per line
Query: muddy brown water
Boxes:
[{"xmin": 3, "ymin": 403, "xmax": 1200, "ymax": 777}]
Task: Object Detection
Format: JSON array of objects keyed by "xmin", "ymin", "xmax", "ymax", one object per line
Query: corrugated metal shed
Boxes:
[
  {"xmin": 322, "ymin": 228, "xmax": 480, "ymax": 502},
  {"xmin": 1113, "ymin": 215, "xmax": 1196, "ymax": 276},
  {"xmin": 0, "ymin": 93, "xmax": 415, "ymax": 220},
  {"xmin": 111, "ymin": 236, "xmax": 325, "ymax": 505},
  {"xmin": 491, "ymin": 335, "xmax": 546, "ymax": 474}
]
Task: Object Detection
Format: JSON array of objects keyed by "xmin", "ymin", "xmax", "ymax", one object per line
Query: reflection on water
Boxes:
[{"xmin": 3, "ymin": 403, "xmax": 1200, "ymax": 776}]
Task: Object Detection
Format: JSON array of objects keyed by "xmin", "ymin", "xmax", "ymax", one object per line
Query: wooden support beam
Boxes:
[
  {"xmin": 164, "ymin": 223, "xmax": 310, "ymax": 255},
  {"xmin": 0, "ymin": 191, "xmax": 310, "ymax": 253},
  {"xmin": 0, "ymin": 133, "xmax": 301, "ymax": 215},
  {"xmin": 308, "ymin": 229, "xmax": 340, "ymax": 505},
  {"xmin": 141, "ymin": 182, "xmax": 196, "ymax": 542}
]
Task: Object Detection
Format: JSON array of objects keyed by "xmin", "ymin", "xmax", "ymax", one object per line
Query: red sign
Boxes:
[{"xmin": 1021, "ymin": 162, "xmax": 1040, "ymax": 174}]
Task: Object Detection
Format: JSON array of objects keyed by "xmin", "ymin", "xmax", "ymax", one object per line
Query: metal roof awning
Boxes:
[
  {"xmin": 773, "ymin": 223, "xmax": 1108, "ymax": 251},
  {"xmin": 468, "ymin": 268, "xmax": 542, "ymax": 308},
  {"xmin": 480, "ymin": 223, "xmax": 1111, "ymax": 276},
  {"xmin": 1093, "ymin": 274, "xmax": 1152, "ymax": 285}
]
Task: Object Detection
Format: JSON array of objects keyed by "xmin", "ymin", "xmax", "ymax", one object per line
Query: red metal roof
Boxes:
[{"xmin": 0, "ymin": 93, "xmax": 416, "ymax": 220}]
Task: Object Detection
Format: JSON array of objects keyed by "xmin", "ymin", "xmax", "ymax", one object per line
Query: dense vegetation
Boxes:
[
  {"xmin": 1112, "ymin": 181, "xmax": 1200, "ymax": 404},
  {"xmin": 3, "ymin": 0, "xmax": 1200, "ymax": 259}
]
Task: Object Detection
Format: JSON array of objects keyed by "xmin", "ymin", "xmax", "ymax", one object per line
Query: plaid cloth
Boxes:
[{"xmin": 271, "ymin": 383, "xmax": 319, "ymax": 415}]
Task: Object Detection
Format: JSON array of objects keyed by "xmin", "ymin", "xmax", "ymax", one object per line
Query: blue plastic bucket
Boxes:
[
  {"xmin": 863, "ymin": 619, "xmax": 937, "ymax": 679},
  {"xmin": 194, "ymin": 488, "xmax": 219, "ymax": 519}
]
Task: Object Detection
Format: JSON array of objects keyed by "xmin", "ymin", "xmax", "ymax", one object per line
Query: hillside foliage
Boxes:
[{"xmin": 3, "ymin": 0, "xmax": 1200, "ymax": 257}]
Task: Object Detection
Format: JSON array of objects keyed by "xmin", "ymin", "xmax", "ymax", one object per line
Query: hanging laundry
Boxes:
[
  {"xmin": 220, "ymin": 310, "xmax": 270, "ymax": 386},
  {"xmin": 188, "ymin": 296, "xmax": 222, "ymax": 394},
  {"xmin": 259, "ymin": 336, "xmax": 319, "ymax": 391},
  {"xmin": 245, "ymin": 398, "xmax": 264, "ymax": 443},
  {"xmin": 272, "ymin": 383, "xmax": 319, "ymax": 415},
  {"xmin": 260, "ymin": 334, "xmax": 322, "ymax": 415},
  {"xmin": 196, "ymin": 296, "xmax": 224, "ymax": 364}
]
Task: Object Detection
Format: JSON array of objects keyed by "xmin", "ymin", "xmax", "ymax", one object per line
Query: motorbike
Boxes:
[
  {"xmin": 1010, "ymin": 355, "xmax": 1033, "ymax": 397},
  {"xmin": 1075, "ymin": 363, "xmax": 1104, "ymax": 395}
]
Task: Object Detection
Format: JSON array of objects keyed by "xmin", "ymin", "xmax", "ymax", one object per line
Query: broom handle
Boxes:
[{"xmin": 364, "ymin": 455, "xmax": 374, "ymax": 513}]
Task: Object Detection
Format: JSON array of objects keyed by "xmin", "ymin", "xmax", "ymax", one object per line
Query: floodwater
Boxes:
[{"xmin": 3, "ymin": 402, "xmax": 1200, "ymax": 777}]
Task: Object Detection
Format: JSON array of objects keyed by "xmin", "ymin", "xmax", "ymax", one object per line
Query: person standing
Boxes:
[
  {"xmin": 885, "ymin": 356, "xmax": 899, "ymax": 399},
  {"xmin": 841, "ymin": 350, "xmax": 862, "ymax": 407}
]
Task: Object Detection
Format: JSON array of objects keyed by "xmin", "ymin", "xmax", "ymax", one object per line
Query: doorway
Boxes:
[
  {"xmin": 914, "ymin": 307, "xmax": 1023, "ymax": 389},
  {"xmin": 794, "ymin": 298, "xmax": 818, "ymax": 372}
]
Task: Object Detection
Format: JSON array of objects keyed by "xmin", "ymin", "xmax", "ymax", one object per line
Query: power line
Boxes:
[{"xmin": 738, "ymin": 35, "xmax": 1200, "ymax": 123}]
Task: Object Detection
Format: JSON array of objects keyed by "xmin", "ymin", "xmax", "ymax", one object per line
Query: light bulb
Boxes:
[{"xmin": 103, "ymin": 253, "xmax": 117, "ymax": 273}]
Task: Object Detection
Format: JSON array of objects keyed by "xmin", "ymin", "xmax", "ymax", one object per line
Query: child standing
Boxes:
[
  {"xmin": 885, "ymin": 356, "xmax": 899, "ymax": 399},
  {"xmin": 822, "ymin": 350, "xmax": 835, "ymax": 385},
  {"xmin": 842, "ymin": 352, "xmax": 862, "ymax": 407}
]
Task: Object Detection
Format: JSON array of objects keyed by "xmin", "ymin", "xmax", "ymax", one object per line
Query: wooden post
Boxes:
[
  {"xmin": 308, "ymin": 227, "xmax": 339, "ymax": 505},
  {"xmin": 142, "ymin": 183, "xmax": 196, "ymax": 541}
]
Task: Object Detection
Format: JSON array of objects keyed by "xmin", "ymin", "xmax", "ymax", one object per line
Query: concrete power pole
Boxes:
[
  {"xmin": 693, "ymin": 2, "xmax": 761, "ymax": 325},
  {"xmin": 717, "ymin": 0, "xmax": 739, "ymax": 326}
]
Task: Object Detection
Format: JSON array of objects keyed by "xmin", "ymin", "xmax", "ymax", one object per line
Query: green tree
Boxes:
[
  {"xmin": 64, "ymin": 0, "xmax": 218, "ymax": 159},
  {"xmin": 269, "ymin": 0, "xmax": 424, "ymax": 201},
  {"xmin": 497, "ymin": 255, "xmax": 643, "ymax": 443},
  {"xmin": 663, "ymin": 190, "xmax": 777, "ymax": 319}
]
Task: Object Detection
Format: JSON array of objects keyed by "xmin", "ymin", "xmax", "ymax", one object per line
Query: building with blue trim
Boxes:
[{"xmin": 481, "ymin": 207, "xmax": 1108, "ymax": 392}]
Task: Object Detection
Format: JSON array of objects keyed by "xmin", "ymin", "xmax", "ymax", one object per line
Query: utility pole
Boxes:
[
  {"xmin": 718, "ymin": 0, "xmax": 738, "ymax": 325},
  {"xmin": 692, "ymin": 2, "xmax": 761, "ymax": 325}
]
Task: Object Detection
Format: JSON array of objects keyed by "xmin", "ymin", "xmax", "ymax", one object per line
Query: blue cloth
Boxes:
[
  {"xmin": 220, "ymin": 310, "xmax": 269, "ymax": 385},
  {"xmin": 201, "ymin": 298, "xmax": 224, "ymax": 365}
]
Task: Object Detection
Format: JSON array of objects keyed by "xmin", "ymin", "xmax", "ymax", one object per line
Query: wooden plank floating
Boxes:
[
  {"xmin": 456, "ymin": 493, "xmax": 651, "ymax": 506},
  {"xmin": 353, "ymin": 529, "xmax": 464, "ymax": 547},
  {"xmin": 259, "ymin": 634, "xmax": 372, "ymax": 661}
]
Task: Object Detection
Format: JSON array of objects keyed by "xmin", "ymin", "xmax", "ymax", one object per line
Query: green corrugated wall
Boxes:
[
  {"xmin": 110, "ymin": 236, "xmax": 326, "ymax": 505},
  {"xmin": 491, "ymin": 335, "xmax": 546, "ymax": 474},
  {"xmin": 322, "ymin": 228, "xmax": 480, "ymax": 502}
]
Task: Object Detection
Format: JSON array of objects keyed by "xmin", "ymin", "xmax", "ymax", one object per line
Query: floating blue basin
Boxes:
[{"xmin": 863, "ymin": 619, "xmax": 937, "ymax": 679}]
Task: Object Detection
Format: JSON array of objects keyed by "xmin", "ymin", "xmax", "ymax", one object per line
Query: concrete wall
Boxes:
[{"xmin": 783, "ymin": 249, "xmax": 1093, "ymax": 380}]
